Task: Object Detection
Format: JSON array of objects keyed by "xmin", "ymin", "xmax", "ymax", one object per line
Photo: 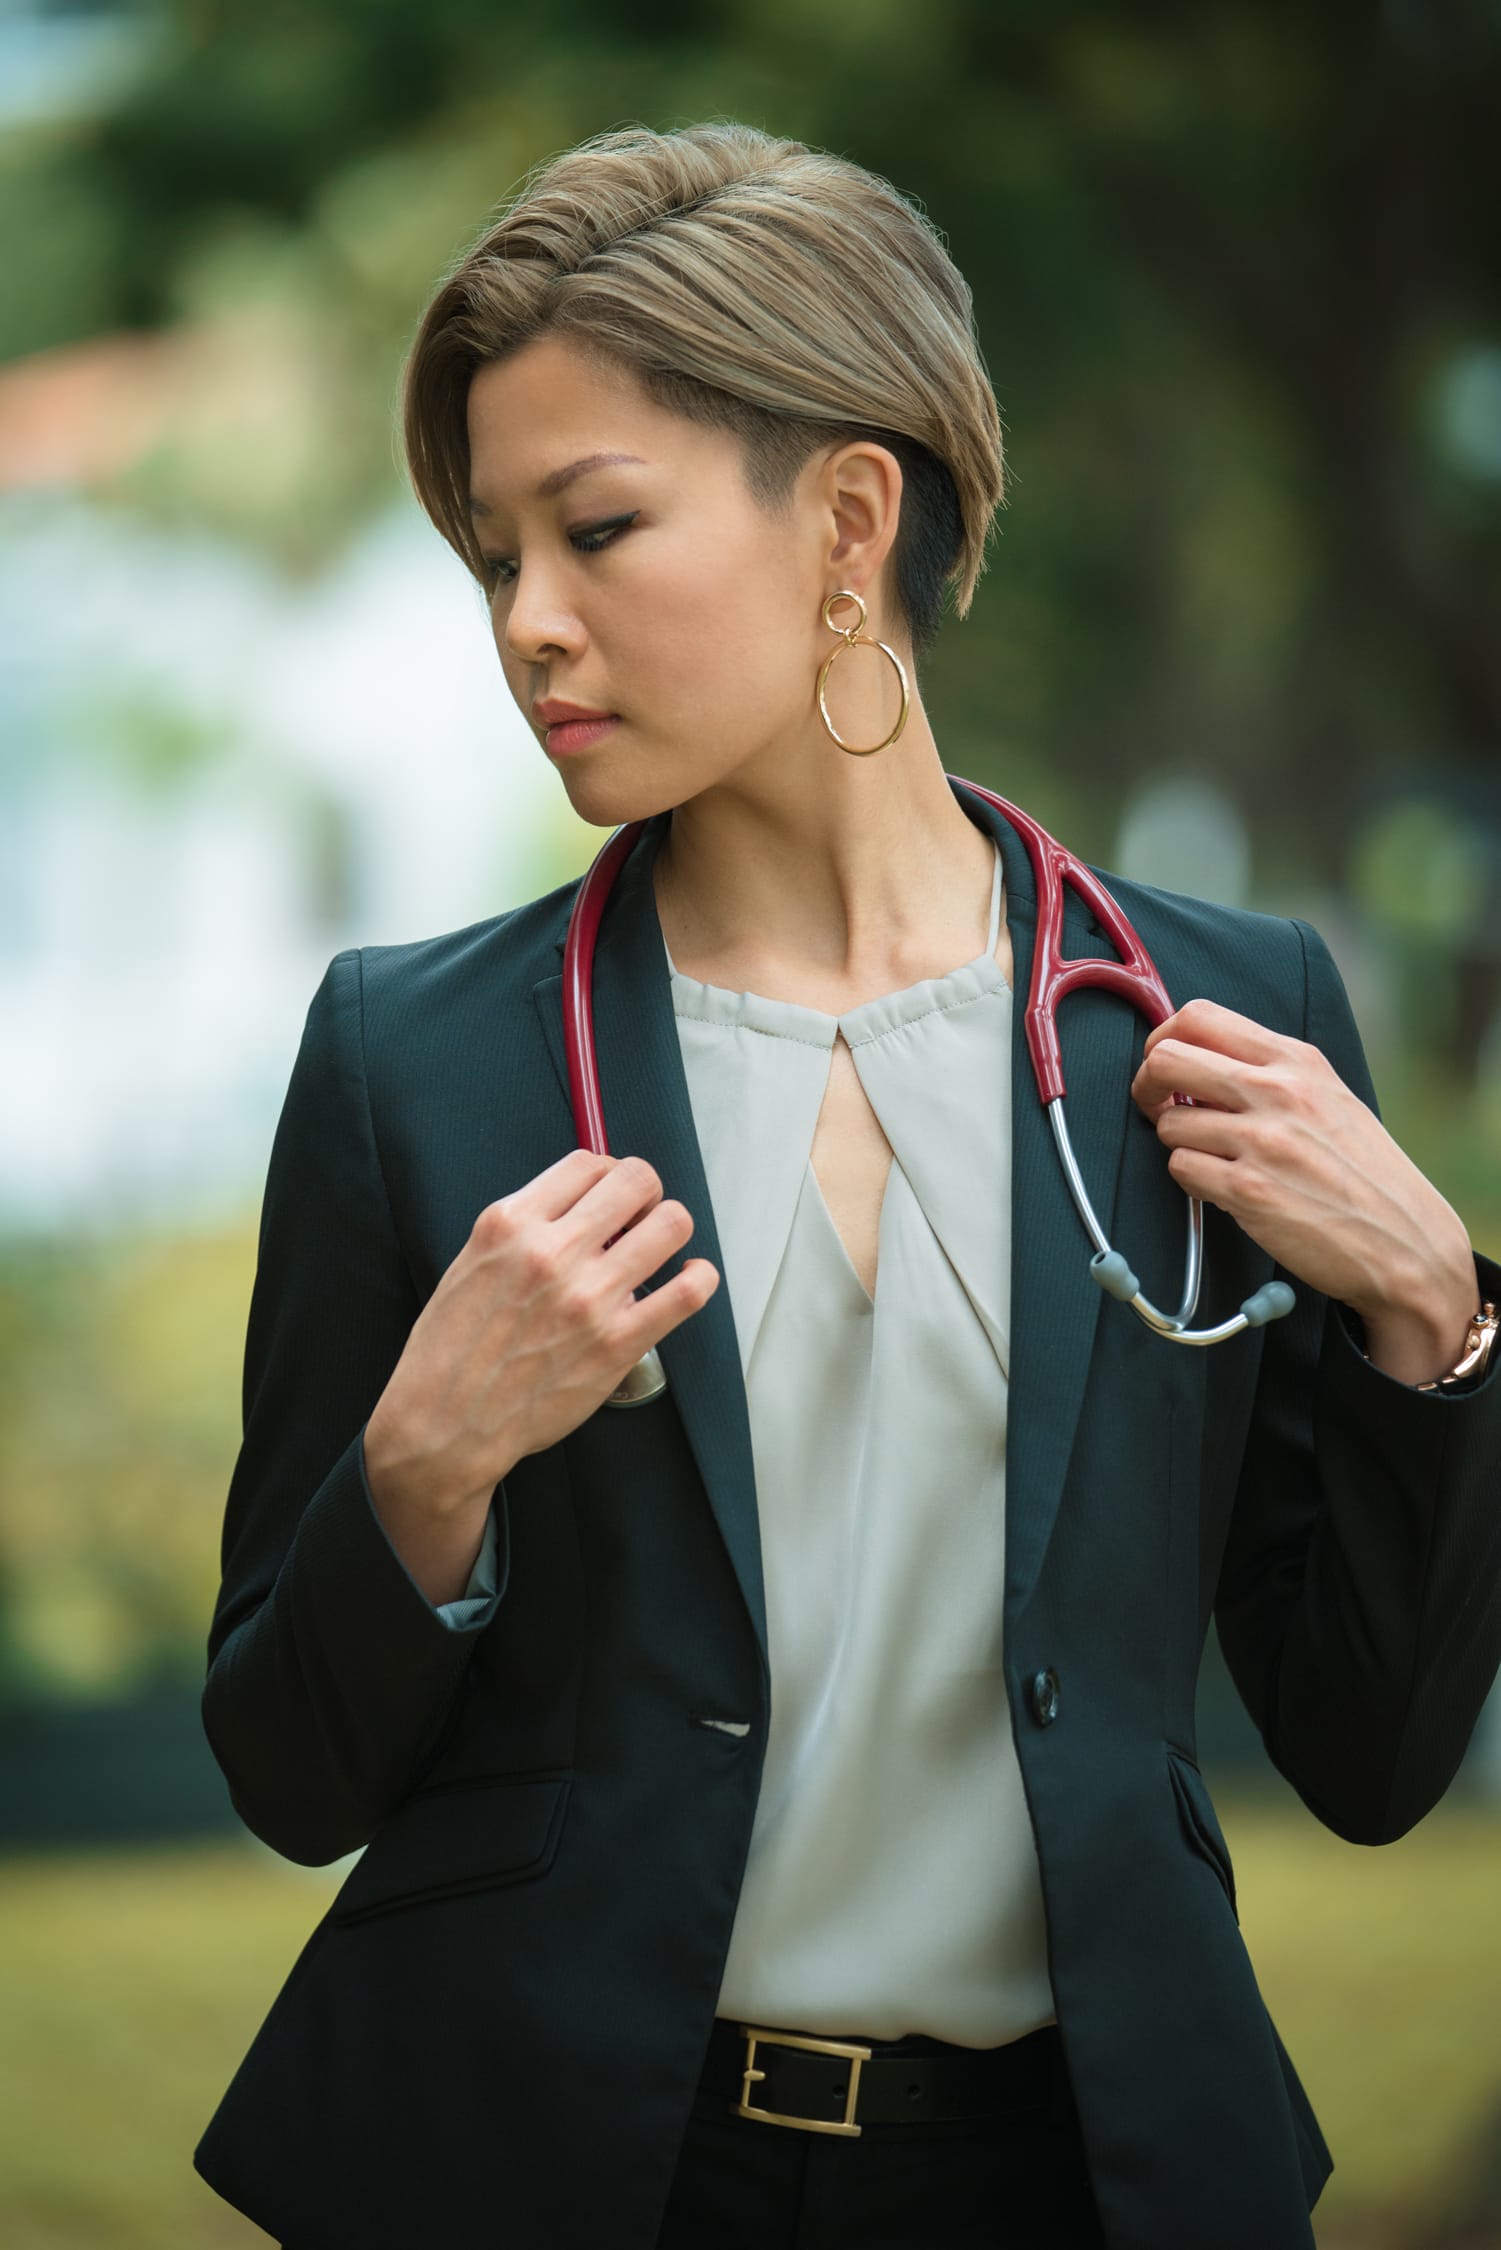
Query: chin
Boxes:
[{"xmin": 554, "ymin": 760, "xmax": 681, "ymax": 833}]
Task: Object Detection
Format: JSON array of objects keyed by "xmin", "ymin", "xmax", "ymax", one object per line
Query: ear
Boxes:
[{"xmin": 818, "ymin": 439, "xmax": 904, "ymax": 631}]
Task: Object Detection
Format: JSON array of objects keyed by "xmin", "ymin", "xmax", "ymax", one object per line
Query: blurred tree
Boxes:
[
  {"xmin": 3, "ymin": 0, "xmax": 1499, "ymax": 1071},
  {"xmin": 3, "ymin": 0, "xmax": 1500, "ymax": 1742}
]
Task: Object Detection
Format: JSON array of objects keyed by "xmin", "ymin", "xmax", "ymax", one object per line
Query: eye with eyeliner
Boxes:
[{"xmin": 480, "ymin": 511, "xmax": 639, "ymax": 585}]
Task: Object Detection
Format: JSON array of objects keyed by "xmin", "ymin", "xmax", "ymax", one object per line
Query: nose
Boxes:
[{"xmin": 502, "ymin": 562, "xmax": 583, "ymax": 668}]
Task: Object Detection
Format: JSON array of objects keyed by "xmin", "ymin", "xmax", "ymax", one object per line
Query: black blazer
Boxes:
[{"xmin": 193, "ymin": 778, "xmax": 1501, "ymax": 2250}]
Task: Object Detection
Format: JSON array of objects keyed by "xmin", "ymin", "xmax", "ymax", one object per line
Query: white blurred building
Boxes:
[{"xmin": 0, "ymin": 490, "xmax": 574, "ymax": 1235}]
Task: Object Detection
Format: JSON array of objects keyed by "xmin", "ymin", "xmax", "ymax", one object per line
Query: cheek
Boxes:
[
  {"xmin": 495, "ymin": 635, "xmax": 529, "ymax": 705},
  {"xmin": 622, "ymin": 538, "xmax": 810, "ymax": 725}
]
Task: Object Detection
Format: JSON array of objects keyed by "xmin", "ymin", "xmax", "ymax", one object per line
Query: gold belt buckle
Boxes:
[{"xmin": 734, "ymin": 2024, "xmax": 874, "ymax": 2138}]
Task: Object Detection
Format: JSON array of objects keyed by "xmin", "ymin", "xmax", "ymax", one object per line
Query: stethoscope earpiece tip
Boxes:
[
  {"xmin": 1090, "ymin": 1250, "xmax": 1141, "ymax": 1304},
  {"xmin": 1240, "ymin": 1280, "xmax": 1296, "ymax": 1327}
]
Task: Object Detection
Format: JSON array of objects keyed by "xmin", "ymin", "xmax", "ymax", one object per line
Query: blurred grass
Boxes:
[
  {"xmin": 0, "ymin": 1802, "xmax": 1498, "ymax": 2246},
  {"xmin": 1223, "ymin": 1794, "xmax": 1501, "ymax": 2246},
  {"xmin": 0, "ymin": 1837, "xmax": 334, "ymax": 2248}
]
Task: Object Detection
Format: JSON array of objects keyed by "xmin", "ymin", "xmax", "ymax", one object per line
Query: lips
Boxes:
[
  {"xmin": 542, "ymin": 712, "xmax": 620, "ymax": 755},
  {"xmin": 534, "ymin": 700, "xmax": 613, "ymax": 727}
]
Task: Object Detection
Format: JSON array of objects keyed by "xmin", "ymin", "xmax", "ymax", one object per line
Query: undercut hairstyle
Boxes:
[{"xmin": 401, "ymin": 120, "xmax": 1006, "ymax": 662}]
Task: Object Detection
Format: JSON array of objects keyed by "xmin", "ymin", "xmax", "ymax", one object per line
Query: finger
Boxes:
[
  {"xmin": 1141, "ymin": 997, "xmax": 1288, "ymax": 1069},
  {"xmin": 561, "ymin": 1155, "xmax": 668, "ymax": 1252},
  {"xmin": 1157, "ymin": 1141, "xmax": 1242, "ymax": 1210},
  {"xmin": 1132, "ymin": 1039, "xmax": 1252, "ymax": 1112},
  {"xmin": 500, "ymin": 1147, "xmax": 621, "ymax": 1225},
  {"xmin": 1154, "ymin": 1104, "xmax": 1247, "ymax": 1158},
  {"xmin": 1137, "ymin": 1086, "xmax": 1225, "ymax": 1126},
  {"xmin": 599, "ymin": 1193, "xmax": 698, "ymax": 1296},
  {"xmin": 620, "ymin": 1258, "xmax": 721, "ymax": 1357}
]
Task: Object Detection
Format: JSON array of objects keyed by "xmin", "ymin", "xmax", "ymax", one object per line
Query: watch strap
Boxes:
[{"xmin": 1415, "ymin": 1300, "xmax": 1498, "ymax": 1392}]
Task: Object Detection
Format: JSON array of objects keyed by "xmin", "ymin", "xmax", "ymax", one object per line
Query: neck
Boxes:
[{"xmin": 650, "ymin": 719, "xmax": 1002, "ymax": 1003}]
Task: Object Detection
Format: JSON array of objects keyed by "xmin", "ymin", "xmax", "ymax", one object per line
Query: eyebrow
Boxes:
[{"xmin": 468, "ymin": 452, "xmax": 646, "ymax": 517}]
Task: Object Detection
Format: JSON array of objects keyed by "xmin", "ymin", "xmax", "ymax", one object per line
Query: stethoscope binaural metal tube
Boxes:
[
  {"xmin": 560, "ymin": 782, "xmax": 1295, "ymax": 1410},
  {"xmin": 959, "ymin": 779, "xmax": 1296, "ymax": 1346},
  {"xmin": 1046, "ymin": 1102, "xmax": 1293, "ymax": 1343}
]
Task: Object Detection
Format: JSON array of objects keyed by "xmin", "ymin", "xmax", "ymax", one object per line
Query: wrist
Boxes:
[
  {"xmin": 1355, "ymin": 1251, "xmax": 1491, "ymax": 1389},
  {"xmin": 363, "ymin": 1401, "xmax": 497, "ymax": 1520}
]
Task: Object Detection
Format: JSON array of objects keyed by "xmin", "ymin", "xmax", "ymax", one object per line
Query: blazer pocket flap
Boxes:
[
  {"xmin": 333, "ymin": 1774, "xmax": 571, "ymax": 1924},
  {"xmin": 1165, "ymin": 1748, "xmax": 1238, "ymax": 1922}
]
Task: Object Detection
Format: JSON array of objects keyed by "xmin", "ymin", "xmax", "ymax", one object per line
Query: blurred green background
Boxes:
[{"xmin": 1, "ymin": 1, "xmax": 1499, "ymax": 2243}]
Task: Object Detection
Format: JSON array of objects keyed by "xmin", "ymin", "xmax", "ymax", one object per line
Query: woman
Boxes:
[{"xmin": 193, "ymin": 123, "xmax": 1501, "ymax": 2250}]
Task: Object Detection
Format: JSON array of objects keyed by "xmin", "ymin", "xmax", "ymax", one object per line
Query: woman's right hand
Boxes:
[{"xmin": 363, "ymin": 1149, "xmax": 719, "ymax": 1518}]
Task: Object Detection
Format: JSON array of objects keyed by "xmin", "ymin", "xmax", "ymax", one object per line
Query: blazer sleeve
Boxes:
[
  {"xmin": 1212, "ymin": 916, "xmax": 1501, "ymax": 1847},
  {"xmin": 201, "ymin": 949, "xmax": 509, "ymax": 1866}
]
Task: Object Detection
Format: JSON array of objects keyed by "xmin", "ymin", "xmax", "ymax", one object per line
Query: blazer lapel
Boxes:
[
  {"xmin": 531, "ymin": 814, "xmax": 769, "ymax": 1677},
  {"xmin": 530, "ymin": 782, "xmax": 1146, "ymax": 1674}
]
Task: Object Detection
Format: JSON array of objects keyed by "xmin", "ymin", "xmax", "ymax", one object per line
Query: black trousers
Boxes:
[{"xmin": 654, "ymin": 2022, "xmax": 1108, "ymax": 2249}]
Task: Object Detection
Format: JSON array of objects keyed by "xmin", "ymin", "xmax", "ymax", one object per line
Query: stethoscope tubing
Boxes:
[{"xmin": 560, "ymin": 778, "xmax": 1293, "ymax": 1406}]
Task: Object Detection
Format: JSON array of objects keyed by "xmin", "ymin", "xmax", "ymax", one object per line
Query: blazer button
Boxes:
[{"xmin": 1030, "ymin": 1667, "xmax": 1060, "ymax": 1727}]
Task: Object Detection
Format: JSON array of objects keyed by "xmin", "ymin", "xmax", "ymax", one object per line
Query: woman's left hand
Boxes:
[{"xmin": 1130, "ymin": 997, "xmax": 1478, "ymax": 1384}]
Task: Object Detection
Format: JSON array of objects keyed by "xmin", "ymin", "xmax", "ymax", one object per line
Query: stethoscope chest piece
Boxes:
[{"xmin": 607, "ymin": 1345, "xmax": 669, "ymax": 1408}]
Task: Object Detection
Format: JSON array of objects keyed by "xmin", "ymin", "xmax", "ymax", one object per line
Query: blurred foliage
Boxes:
[
  {"xmin": 62, "ymin": 679, "xmax": 235, "ymax": 797},
  {"xmin": 0, "ymin": 0, "xmax": 1498, "ymax": 1683},
  {"xmin": 0, "ymin": 1808, "xmax": 1498, "ymax": 2243},
  {"xmin": 3, "ymin": 6, "xmax": 1500, "ymax": 1692},
  {"xmin": 0, "ymin": 25, "xmax": 1499, "ymax": 2227},
  {"xmin": 0, "ymin": 1225, "xmax": 254, "ymax": 1704},
  {"xmin": 2, "ymin": 1, "xmax": 1496, "ymax": 929}
]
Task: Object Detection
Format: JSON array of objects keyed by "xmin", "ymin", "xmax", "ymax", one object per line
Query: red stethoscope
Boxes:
[{"xmin": 563, "ymin": 776, "xmax": 1294, "ymax": 1407}]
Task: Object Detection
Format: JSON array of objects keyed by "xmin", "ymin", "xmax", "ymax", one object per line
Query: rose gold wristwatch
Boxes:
[{"xmin": 1415, "ymin": 1301, "xmax": 1498, "ymax": 1392}]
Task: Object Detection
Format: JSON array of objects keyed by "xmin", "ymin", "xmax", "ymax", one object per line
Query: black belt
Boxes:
[{"xmin": 697, "ymin": 2015, "xmax": 1065, "ymax": 2137}]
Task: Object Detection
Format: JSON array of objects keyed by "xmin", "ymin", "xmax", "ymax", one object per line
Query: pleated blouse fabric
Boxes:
[{"xmin": 441, "ymin": 835, "xmax": 1057, "ymax": 2050}]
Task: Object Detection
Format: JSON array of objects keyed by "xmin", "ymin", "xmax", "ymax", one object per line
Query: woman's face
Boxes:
[{"xmin": 464, "ymin": 332, "xmax": 896, "ymax": 826}]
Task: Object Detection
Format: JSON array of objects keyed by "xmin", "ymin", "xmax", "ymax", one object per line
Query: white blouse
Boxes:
[{"xmin": 442, "ymin": 836, "xmax": 1056, "ymax": 2050}]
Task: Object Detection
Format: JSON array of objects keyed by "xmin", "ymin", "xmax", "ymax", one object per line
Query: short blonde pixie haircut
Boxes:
[{"xmin": 401, "ymin": 120, "xmax": 1006, "ymax": 661}]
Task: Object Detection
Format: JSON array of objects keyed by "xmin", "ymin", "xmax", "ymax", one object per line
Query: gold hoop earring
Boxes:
[{"xmin": 815, "ymin": 590, "xmax": 911, "ymax": 756}]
